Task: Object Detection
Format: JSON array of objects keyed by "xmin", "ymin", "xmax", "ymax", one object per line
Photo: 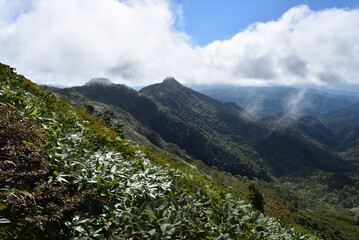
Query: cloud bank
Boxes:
[{"xmin": 0, "ymin": 0, "xmax": 358, "ymax": 87}]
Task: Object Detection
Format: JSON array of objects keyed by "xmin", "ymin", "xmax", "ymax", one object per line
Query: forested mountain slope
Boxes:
[
  {"xmin": 262, "ymin": 112, "xmax": 337, "ymax": 148},
  {"xmin": 47, "ymin": 77, "xmax": 349, "ymax": 180},
  {"xmin": 321, "ymin": 102, "xmax": 359, "ymax": 135}
]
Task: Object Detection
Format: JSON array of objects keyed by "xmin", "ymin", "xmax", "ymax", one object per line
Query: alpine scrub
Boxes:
[{"xmin": 0, "ymin": 63, "xmax": 317, "ymax": 239}]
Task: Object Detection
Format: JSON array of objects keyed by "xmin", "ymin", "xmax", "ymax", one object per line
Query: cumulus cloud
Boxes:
[{"xmin": 0, "ymin": 0, "xmax": 358, "ymax": 87}]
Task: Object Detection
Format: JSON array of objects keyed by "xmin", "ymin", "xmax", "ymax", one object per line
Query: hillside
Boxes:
[
  {"xmin": 0, "ymin": 63, "xmax": 318, "ymax": 239},
  {"xmin": 47, "ymin": 78, "xmax": 350, "ymax": 180},
  {"xmin": 313, "ymin": 102, "xmax": 359, "ymax": 167},
  {"xmin": 321, "ymin": 102, "xmax": 359, "ymax": 135},
  {"xmin": 43, "ymin": 76, "xmax": 359, "ymax": 239},
  {"xmin": 262, "ymin": 112, "xmax": 337, "ymax": 148}
]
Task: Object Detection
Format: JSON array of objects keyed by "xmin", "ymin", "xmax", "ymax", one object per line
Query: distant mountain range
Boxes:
[
  {"xmin": 43, "ymin": 78, "xmax": 356, "ymax": 180},
  {"xmin": 200, "ymin": 86, "xmax": 359, "ymax": 118}
]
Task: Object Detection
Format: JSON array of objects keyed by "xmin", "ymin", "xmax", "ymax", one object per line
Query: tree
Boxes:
[
  {"xmin": 85, "ymin": 104, "xmax": 95, "ymax": 115},
  {"xmin": 247, "ymin": 183, "xmax": 264, "ymax": 212}
]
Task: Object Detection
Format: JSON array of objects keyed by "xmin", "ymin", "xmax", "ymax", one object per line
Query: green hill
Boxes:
[{"xmin": 0, "ymin": 64, "xmax": 316, "ymax": 239}]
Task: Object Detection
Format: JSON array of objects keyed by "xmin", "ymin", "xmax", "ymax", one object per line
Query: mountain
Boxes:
[
  {"xmin": 43, "ymin": 80, "xmax": 177, "ymax": 154},
  {"xmin": 2, "ymin": 63, "xmax": 317, "ymax": 239},
  {"xmin": 321, "ymin": 102, "xmax": 359, "ymax": 134},
  {"xmin": 3, "ymin": 63, "xmax": 358, "ymax": 239},
  {"xmin": 200, "ymin": 86, "xmax": 359, "ymax": 118},
  {"xmin": 46, "ymin": 77, "xmax": 349, "ymax": 180},
  {"xmin": 262, "ymin": 112, "xmax": 337, "ymax": 148},
  {"xmin": 317, "ymin": 102, "xmax": 359, "ymax": 166}
]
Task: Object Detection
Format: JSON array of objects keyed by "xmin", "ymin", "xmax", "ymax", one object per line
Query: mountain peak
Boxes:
[
  {"xmin": 162, "ymin": 77, "xmax": 181, "ymax": 87},
  {"xmin": 85, "ymin": 78, "xmax": 114, "ymax": 87}
]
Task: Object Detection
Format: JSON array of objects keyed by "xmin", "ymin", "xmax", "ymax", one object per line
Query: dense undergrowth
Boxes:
[
  {"xmin": 0, "ymin": 63, "xmax": 316, "ymax": 239},
  {"xmin": 259, "ymin": 174, "xmax": 359, "ymax": 240}
]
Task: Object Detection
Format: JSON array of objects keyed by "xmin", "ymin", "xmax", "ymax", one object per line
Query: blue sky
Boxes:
[
  {"xmin": 175, "ymin": 0, "xmax": 359, "ymax": 45},
  {"xmin": 0, "ymin": 0, "xmax": 359, "ymax": 87}
]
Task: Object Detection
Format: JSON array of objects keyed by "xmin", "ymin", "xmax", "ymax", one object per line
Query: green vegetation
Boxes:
[
  {"xmin": 248, "ymin": 183, "xmax": 264, "ymax": 212},
  {"xmin": 259, "ymin": 173, "xmax": 359, "ymax": 240},
  {"xmin": 321, "ymin": 102, "xmax": 359, "ymax": 134},
  {"xmin": 43, "ymin": 73, "xmax": 359, "ymax": 239},
  {"xmin": 48, "ymin": 78, "xmax": 348, "ymax": 181},
  {"xmin": 0, "ymin": 64, "xmax": 316, "ymax": 239}
]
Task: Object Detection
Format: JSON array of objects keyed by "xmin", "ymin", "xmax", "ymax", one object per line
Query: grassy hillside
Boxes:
[{"xmin": 0, "ymin": 64, "xmax": 316, "ymax": 239}]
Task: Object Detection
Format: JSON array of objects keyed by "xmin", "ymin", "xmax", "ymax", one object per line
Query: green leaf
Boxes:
[
  {"xmin": 56, "ymin": 173, "xmax": 70, "ymax": 183},
  {"xmin": 110, "ymin": 165, "xmax": 117, "ymax": 173},
  {"xmin": 144, "ymin": 212, "xmax": 157, "ymax": 221},
  {"xmin": 77, "ymin": 182, "xmax": 83, "ymax": 191},
  {"xmin": 43, "ymin": 143, "xmax": 55, "ymax": 152},
  {"xmin": 97, "ymin": 163, "xmax": 104, "ymax": 171},
  {"xmin": 125, "ymin": 225, "xmax": 134, "ymax": 234},
  {"xmin": 137, "ymin": 221, "xmax": 148, "ymax": 232},
  {"xmin": 0, "ymin": 205, "xmax": 7, "ymax": 210},
  {"xmin": 93, "ymin": 234, "xmax": 106, "ymax": 240},
  {"xmin": 7, "ymin": 103, "xmax": 16, "ymax": 109},
  {"xmin": 26, "ymin": 106, "xmax": 38, "ymax": 115},
  {"xmin": 148, "ymin": 228, "xmax": 156, "ymax": 236},
  {"xmin": 160, "ymin": 223, "xmax": 175, "ymax": 235},
  {"xmin": 74, "ymin": 226, "xmax": 87, "ymax": 236},
  {"xmin": 0, "ymin": 218, "xmax": 11, "ymax": 224},
  {"xmin": 225, "ymin": 193, "xmax": 232, "ymax": 200},
  {"xmin": 156, "ymin": 218, "xmax": 166, "ymax": 224}
]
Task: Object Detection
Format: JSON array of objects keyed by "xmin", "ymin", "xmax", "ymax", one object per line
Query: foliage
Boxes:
[
  {"xmin": 248, "ymin": 183, "xmax": 264, "ymax": 212},
  {"xmin": 0, "ymin": 63, "xmax": 316, "ymax": 239},
  {"xmin": 259, "ymin": 173, "xmax": 359, "ymax": 240}
]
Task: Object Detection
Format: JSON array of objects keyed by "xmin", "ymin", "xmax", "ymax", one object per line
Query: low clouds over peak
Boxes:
[{"xmin": 0, "ymin": 1, "xmax": 358, "ymax": 87}]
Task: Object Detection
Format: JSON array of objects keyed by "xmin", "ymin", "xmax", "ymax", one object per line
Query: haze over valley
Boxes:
[{"xmin": 1, "ymin": 0, "xmax": 359, "ymax": 239}]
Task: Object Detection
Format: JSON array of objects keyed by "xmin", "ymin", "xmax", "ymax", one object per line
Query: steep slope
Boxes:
[
  {"xmin": 140, "ymin": 78, "xmax": 270, "ymax": 178},
  {"xmin": 43, "ymin": 84, "xmax": 165, "ymax": 149},
  {"xmin": 334, "ymin": 123, "xmax": 359, "ymax": 167},
  {"xmin": 262, "ymin": 112, "xmax": 337, "ymax": 148},
  {"xmin": 1, "ymin": 63, "xmax": 315, "ymax": 239},
  {"xmin": 139, "ymin": 78, "xmax": 348, "ymax": 178},
  {"xmin": 321, "ymin": 102, "xmax": 359, "ymax": 134},
  {"xmin": 47, "ymin": 77, "xmax": 349, "ymax": 179},
  {"xmin": 318, "ymin": 102, "xmax": 359, "ymax": 166},
  {"xmin": 201, "ymin": 86, "xmax": 359, "ymax": 118},
  {"xmin": 49, "ymin": 78, "xmax": 269, "ymax": 179}
]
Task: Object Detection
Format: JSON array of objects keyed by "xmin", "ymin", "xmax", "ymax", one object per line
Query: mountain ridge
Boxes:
[
  {"xmin": 201, "ymin": 86, "xmax": 359, "ymax": 118},
  {"xmin": 2, "ymin": 62, "xmax": 359, "ymax": 239},
  {"xmin": 3, "ymin": 62, "xmax": 320, "ymax": 239},
  {"xmin": 45, "ymin": 77, "xmax": 350, "ymax": 180}
]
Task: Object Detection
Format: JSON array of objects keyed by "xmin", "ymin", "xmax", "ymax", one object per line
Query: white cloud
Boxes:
[
  {"xmin": 202, "ymin": 5, "xmax": 359, "ymax": 86},
  {"xmin": 0, "ymin": 1, "xmax": 358, "ymax": 87}
]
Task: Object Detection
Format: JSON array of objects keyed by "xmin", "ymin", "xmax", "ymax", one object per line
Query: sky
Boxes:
[
  {"xmin": 0, "ymin": 0, "xmax": 358, "ymax": 87},
  {"xmin": 176, "ymin": 0, "xmax": 359, "ymax": 46}
]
